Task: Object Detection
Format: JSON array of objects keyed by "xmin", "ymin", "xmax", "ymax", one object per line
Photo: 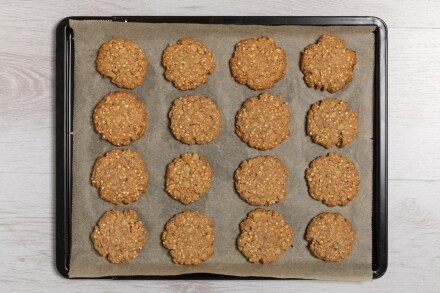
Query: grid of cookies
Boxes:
[{"xmin": 89, "ymin": 34, "xmax": 360, "ymax": 266}]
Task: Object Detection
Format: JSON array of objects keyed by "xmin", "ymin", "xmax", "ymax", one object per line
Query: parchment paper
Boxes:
[{"xmin": 69, "ymin": 20, "xmax": 375, "ymax": 280}]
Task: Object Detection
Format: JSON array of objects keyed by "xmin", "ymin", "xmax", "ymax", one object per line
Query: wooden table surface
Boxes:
[{"xmin": 1, "ymin": 0, "xmax": 439, "ymax": 292}]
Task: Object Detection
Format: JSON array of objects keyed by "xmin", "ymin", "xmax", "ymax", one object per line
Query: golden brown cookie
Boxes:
[
  {"xmin": 96, "ymin": 39, "xmax": 148, "ymax": 89},
  {"xmin": 169, "ymin": 95, "xmax": 222, "ymax": 145},
  {"xmin": 237, "ymin": 209, "xmax": 293, "ymax": 264},
  {"xmin": 166, "ymin": 153, "xmax": 212, "ymax": 204},
  {"xmin": 306, "ymin": 98, "xmax": 358, "ymax": 148},
  {"xmin": 162, "ymin": 211, "xmax": 215, "ymax": 265},
  {"xmin": 305, "ymin": 212, "xmax": 356, "ymax": 262},
  {"xmin": 91, "ymin": 209, "xmax": 146, "ymax": 263},
  {"xmin": 162, "ymin": 38, "xmax": 216, "ymax": 90},
  {"xmin": 300, "ymin": 34, "xmax": 356, "ymax": 93},
  {"xmin": 235, "ymin": 156, "xmax": 288, "ymax": 206},
  {"xmin": 235, "ymin": 93, "xmax": 291, "ymax": 150},
  {"xmin": 230, "ymin": 37, "xmax": 286, "ymax": 90},
  {"xmin": 93, "ymin": 92, "xmax": 148, "ymax": 146},
  {"xmin": 305, "ymin": 153, "xmax": 359, "ymax": 207},
  {"xmin": 91, "ymin": 149, "xmax": 149, "ymax": 205}
]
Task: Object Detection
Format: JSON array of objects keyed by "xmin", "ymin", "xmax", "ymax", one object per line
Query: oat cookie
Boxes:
[
  {"xmin": 301, "ymin": 34, "xmax": 356, "ymax": 93},
  {"xmin": 306, "ymin": 98, "xmax": 358, "ymax": 148},
  {"xmin": 169, "ymin": 95, "xmax": 222, "ymax": 145},
  {"xmin": 237, "ymin": 209, "xmax": 293, "ymax": 264},
  {"xmin": 162, "ymin": 211, "xmax": 215, "ymax": 265},
  {"xmin": 305, "ymin": 153, "xmax": 359, "ymax": 207},
  {"xmin": 235, "ymin": 156, "xmax": 288, "ymax": 206},
  {"xmin": 230, "ymin": 37, "xmax": 286, "ymax": 90},
  {"xmin": 162, "ymin": 38, "xmax": 216, "ymax": 90},
  {"xmin": 305, "ymin": 212, "xmax": 356, "ymax": 261},
  {"xmin": 96, "ymin": 39, "xmax": 148, "ymax": 89},
  {"xmin": 91, "ymin": 149, "xmax": 149, "ymax": 205},
  {"xmin": 91, "ymin": 209, "xmax": 146, "ymax": 263},
  {"xmin": 93, "ymin": 92, "xmax": 148, "ymax": 146},
  {"xmin": 235, "ymin": 93, "xmax": 291, "ymax": 150},
  {"xmin": 166, "ymin": 153, "xmax": 212, "ymax": 204}
]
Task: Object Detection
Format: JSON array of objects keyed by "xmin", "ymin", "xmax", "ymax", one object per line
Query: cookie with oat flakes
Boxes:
[
  {"xmin": 165, "ymin": 153, "xmax": 212, "ymax": 204},
  {"xmin": 305, "ymin": 212, "xmax": 356, "ymax": 262},
  {"xmin": 91, "ymin": 209, "xmax": 146, "ymax": 263},
  {"xmin": 230, "ymin": 37, "xmax": 286, "ymax": 90},
  {"xmin": 306, "ymin": 98, "xmax": 358, "ymax": 148},
  {"xmin": 305, "ymin": 152, "xmax": 359, "ymax": 207},
  {"xmin": 237, "ymin": 208, "xmax": 293, "ymax": 264},
  {"xmin": 235, "ymin": 156, "xmax": 288, "ymax": 206},
  {"xmin": 96, "ymin": 39, "xmax": 148, "ymax": 89},
  {"xmin": 301, "ymin": 34, "xmax": 356, "ymax": 93},
  {"xmin": 93, "ymin": 91, "xmax": 148, "ymax": 146},
  {"xmin": 91, "ymin": 149, "xmax": 149, "ymax": 205},
  {"xmin": 162, "ymin": 211, "xmax": 215, "ymax": 265},
  {"xmin": 162, "ymin": 38, "xmax": 216, "ymax": 90},
  {"xmin": 235, "ymin": 93, "xmax": 291, "ymax": 150},
  {"xmin": 169, "ymin": 95, "xmax": 222, "ymax": 145}
]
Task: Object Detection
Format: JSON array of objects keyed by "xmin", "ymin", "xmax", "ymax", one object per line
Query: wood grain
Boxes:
[{"xmin": 0, "ymin": 0, "xmax": 440, "ymax": 292}]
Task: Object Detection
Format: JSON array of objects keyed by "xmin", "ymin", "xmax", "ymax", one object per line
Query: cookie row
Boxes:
[
  {"xmin": 96, "ymin": 35, "xmax": 356, "ymax": 93},
  {"xmin": 91, "ymin": 150, "xmax": 359, "ymax": 208},
  {"xmin": 93, "ymin": 92, "xmax": 358, "ymax": 150},
  {"xmin": 91, "ymin": 209, "xmax": 355, "ymax": 264}
]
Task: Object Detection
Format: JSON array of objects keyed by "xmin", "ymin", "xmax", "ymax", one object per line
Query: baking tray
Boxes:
[{"xmin": 56, "ymin": 16, "xmax": 388, "ymax": 280}]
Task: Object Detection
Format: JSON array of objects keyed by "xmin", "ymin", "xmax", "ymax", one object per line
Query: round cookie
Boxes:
[
  {"xmin": 305, "ymin": 152, "xmax": 359, "ymax": 207},
  {"xmin": 96, "ymin": 39, "xmax": 148, "ymax": 89},
  {"xmin": 93, "ymin": 92, "xmax": 148, "ymax": 146},
  {"xmin": 162, "ymin": 38, "xmax": 216, "ymax": 90},
  {"xmin": 235, "ymin": 156, "xmax": 288, "ymax": 206},
  {"xmin": 91, "ymin": 149, "xmax": 149, "ymax": 205},
  {"xmin": 306, "ymin": 98, "xmax": 358, "ymax": 148},
  {"xmin": 166, "ymin": 153, "xmax": 212, "ymax": 204},
  {"xmin": 162, "ymin": 211, "xmax": 215, "ymax": 265},
  {"xmin": 305, "ymin": 212, "xmax": 356, "ymax": 262},
  {"xmin": 237, "ymin": 208, "xmax": 293, "ymax": 264},
  {"xmin": 91, "ymin": 209, "xmax": 146, "ymax": 263},
  {"xmin": 235, "ymin": 93, "xmax": 291, "ymax": 150},
  {"xmin": 300, "ymin": 34, "xmax": 356, "ymax": 93},
  {"xmin": 169, "ymin": 95, "xmax": 222, "ymax": 145},
  {"xmin": 230, "ymin": 37, "xmax": 286, "ymax": 90}
]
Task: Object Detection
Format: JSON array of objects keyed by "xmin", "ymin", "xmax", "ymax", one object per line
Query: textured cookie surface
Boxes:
[
  {"xmin": 306, "ymin": 98, "xmax": 358, "ymax": 148},
  {"xmin": 166, "ymin": 153, "xmax": 212, "ymax": 204},
  {"xmin": 93, "ymin": 92, "xmax": 148, "ymax": 146},
  {"xmin": 230, "ymin": 37, "xmax": 286, "ymax": 90},
  {"xmin": 162, "ymin": 38, "xmax": 215, "ymax": 90},
  {"xmin": 162, "ymin": 211, "xmax": 215, "ymax": 265},
  {"xmin": 96, "ymin": 39, "xmax": 148, "ymax": 89},
  {"xmin": 235, "ymin": 156, "xmax": 288, "ymax": 206},
  {"xmin": 236, "ymin": 93, "xmax": 291, "ymax": 150},
  {"xmin": 169, "ymin": 95, "xmax": 222, "ymax": 145},
  {"xmin": 91, "ymin": 209, "xmax": 146, "ymax": 263},
  {"xmin": 301, "ymin": 34, "xmax": 356, "ymax": 93},
  {"xmin": 237, "ymin": 209, "xmax": 293, "ymax": 264},
  {"xmin": 305, "ymin": 153, "xmax": 359, "ymax": 207},
  {"xmin": 91, "ymin": 149, "xmax": 149, "ymax": 205},
  {"xmin": 305, "ymin": 212, "xmax": 356, "ymax": 262}
]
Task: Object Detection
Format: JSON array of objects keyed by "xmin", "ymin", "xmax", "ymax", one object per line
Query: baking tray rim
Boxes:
[{"xmin": 55, "ymin": 15, "xmax": 388, "ymax": 280}]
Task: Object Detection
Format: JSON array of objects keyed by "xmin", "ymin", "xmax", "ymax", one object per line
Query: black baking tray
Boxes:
[{"xmin": 56, "ymin": 16, "xmax": 388, "ymax": 280}]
